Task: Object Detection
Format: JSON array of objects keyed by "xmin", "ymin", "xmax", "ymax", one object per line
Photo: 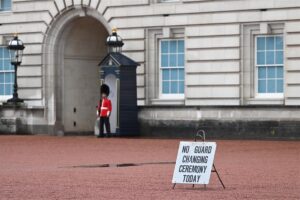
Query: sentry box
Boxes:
[{"xmin": 98, "ymin": 28, "xmax": 140, "ymax": 136}]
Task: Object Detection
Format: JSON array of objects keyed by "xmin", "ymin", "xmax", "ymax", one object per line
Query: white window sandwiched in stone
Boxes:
[
  {"xmin": 159, "ymin": 39, "xmax": 185, "ymax": 99},
  {"xmin": 255, "ymin": 35, "xmax": 284, "ymax": 98},
  {"xmin": 0, "ymin": 47, "xmax": 14, "ymax": 101}
]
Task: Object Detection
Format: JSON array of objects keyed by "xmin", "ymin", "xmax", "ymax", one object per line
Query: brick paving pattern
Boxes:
[{"xmin": 0, "ymin": 136, "xmax": 299, "ymax": 200}]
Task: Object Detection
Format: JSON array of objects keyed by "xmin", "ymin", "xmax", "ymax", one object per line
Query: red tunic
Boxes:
[{"xmin": 98, "ymin": 98, "xmax": 112, "ymax": 117}]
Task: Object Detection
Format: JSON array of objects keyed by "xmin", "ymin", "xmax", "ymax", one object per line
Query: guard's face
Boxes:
[{"xmin": 101, "ymin": 93, "xmax": 107, "ymax": 98}]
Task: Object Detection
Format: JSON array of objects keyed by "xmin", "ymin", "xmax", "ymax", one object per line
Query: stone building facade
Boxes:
[{"xmin": 0, "ymin": 0, "xmax": 300, "ymax": 138}]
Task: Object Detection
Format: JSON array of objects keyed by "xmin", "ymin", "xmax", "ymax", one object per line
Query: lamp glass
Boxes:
[
  {"xmin": 8, "ymin": 36, "xmax": 25, "ymax": 65},
  {"xmin": 9, "ymin": 49, "xmax": 24, "ymax": 65}
]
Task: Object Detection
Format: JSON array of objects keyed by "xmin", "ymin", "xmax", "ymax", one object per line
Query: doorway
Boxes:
[
  {"xmin": 62, "ymin": 17, "xmax": 108, "ymax": 133},
  {"xmin": 104, "ymin": 75, "xmax": 118, "ymax": 133}
]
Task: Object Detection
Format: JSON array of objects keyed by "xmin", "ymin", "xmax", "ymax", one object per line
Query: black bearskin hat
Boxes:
[{"xmin": 101, "ymin": 84, "xmax": 110, "ymax": 96}]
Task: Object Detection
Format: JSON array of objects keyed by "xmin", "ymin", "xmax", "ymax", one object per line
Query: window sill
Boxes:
[
  {"xmin": 151, "ymin": 98, "xmax": 185, "ymax": 105},
  {"xmin": 255, "ymin": 93, "xmax": 284, "ymax": 99},
  {"xmin": 0, "ymin": 10, "xmax": 12, "ymax": 15},
  {"xmin": 245, "ymin": 98, "xmax": 284, "ymax": 105},
  {"xmin": 157, "ymin": 0, "xmax": 181, "ymax": 3},
  {"xmin": 0, "ymin": 96, "xmax": 12, "ymax": 102}
]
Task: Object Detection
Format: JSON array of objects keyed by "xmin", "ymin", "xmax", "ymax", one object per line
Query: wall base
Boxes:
[
  {"xmin": 0, "ymin": 105, "xmax": 52, "ymax": 135},
  {"xmin": 139, "ymin": 119, "xmax": 300, "ymax": 140},
  {"xmin": 138, "ymin": 106, "xmax": 300, "ymax": 140}
]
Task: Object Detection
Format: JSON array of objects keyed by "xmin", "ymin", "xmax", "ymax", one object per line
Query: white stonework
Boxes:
[{"xmin": 0, "ymin": 0, "xmax": 299, "ymax": 136}]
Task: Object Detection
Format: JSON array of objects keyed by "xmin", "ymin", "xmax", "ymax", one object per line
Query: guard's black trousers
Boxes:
[{"xmin": 100, "ymin": 117, "xmax": 111, "ymax": 136}]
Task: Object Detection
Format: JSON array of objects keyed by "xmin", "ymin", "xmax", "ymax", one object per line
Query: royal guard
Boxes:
[{"xmin": 97, "ymin": 84, "xmax": 112, "ymax": 138}]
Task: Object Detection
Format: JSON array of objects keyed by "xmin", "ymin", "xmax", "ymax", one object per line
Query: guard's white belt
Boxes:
[{"xmin": 101, "ymin": 107, "xmax": 108, "ymax": 110}]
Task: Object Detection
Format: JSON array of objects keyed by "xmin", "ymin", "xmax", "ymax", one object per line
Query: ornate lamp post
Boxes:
[
  {"xmin": 7, "ymin": 35, "xmax": 25, "ymax": 104},
  {"xmin": 106, "ymin": 28, "xmax": 124, "ymax": 53}
]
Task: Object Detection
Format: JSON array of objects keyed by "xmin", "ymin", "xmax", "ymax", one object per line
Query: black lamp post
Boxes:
[{"xmin": 7, "ymin": 35, "xmax": 25, "ymax": 104}]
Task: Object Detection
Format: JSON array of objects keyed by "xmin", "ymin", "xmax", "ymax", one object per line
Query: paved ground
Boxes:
[{"xmin": 0, "ymin": 136, "xmax": 299, "ymax": 200}]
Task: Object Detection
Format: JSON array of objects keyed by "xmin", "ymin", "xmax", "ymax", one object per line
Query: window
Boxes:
[
  {"xmin": 160, "ymin": 39, "xmax": 185, "ymax": 98},
  {"xmin": 256, "ymin": 35, "xmax": 284, "ymax": 98},
  {"xmin": 0, "ymin": 0, "xmax": 12, "ymax": 11},
  {"xmin": 0, "ymin": 47, "xmax": 14, "ymax": 100}
]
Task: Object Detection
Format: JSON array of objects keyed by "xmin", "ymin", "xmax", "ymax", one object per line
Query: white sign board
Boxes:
[{"xmin": 172, "ymin": 142, "xmax": 217, "ymax": 185}]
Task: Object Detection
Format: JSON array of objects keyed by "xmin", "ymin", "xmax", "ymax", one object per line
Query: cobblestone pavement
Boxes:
[{"xmin": 0, "ymin": 136, "xmax": 299, "ymax": 200}]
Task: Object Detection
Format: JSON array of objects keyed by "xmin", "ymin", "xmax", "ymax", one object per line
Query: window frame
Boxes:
[
  {"xmin": 0, "ymin": 46, "xmax": 14, "ymax": 101},
  {"xmin": 254, "ymin": 34, "xmax": 284, "ymax": 99},
  {"xmin": 159, "ymin": 39, "xmax": 185, "ymax": 99}
]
